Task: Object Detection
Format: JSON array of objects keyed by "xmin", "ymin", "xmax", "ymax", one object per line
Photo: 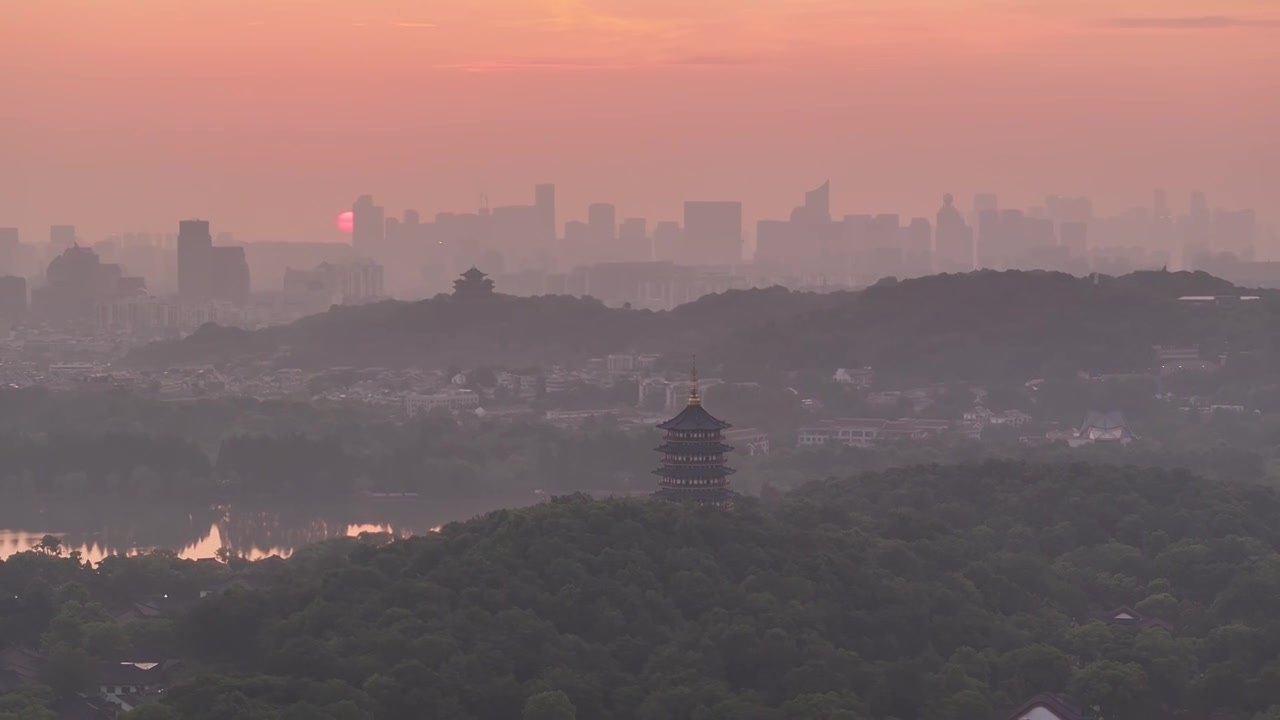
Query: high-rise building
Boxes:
[
  {"xmin": 653, "ymin": 221, "xmax": 681, "ymax": 263},
  {"xmin": 619, "ymin": 218, "xmax": 649, "ymax": 261},
  {"xmin": 905, "ymin": 218, "xmax": 932, "ymax": 275},
  {"xmin": 683, "ymin": 201, "xmax": 742, "ymax": 266},
  {"xmin": 999, "ymin": 209, "xmax": 1027, "ymax": 268},
  {"xmin": 49, "ymin": 225, "xmax": 77, "ymax": 250},
  {"xmin": 209, "ymin": 246, "xmax": 251, "ymax": 303},
  {"xmin": 799, "ymin": 180, "xmax": 831, "ymax": 223},
  {"xmin": 177, "ymin": 220, "xmax": 213, "ymax": 301},
  {"xmin": 587, "ymin": 203, "xmax": 616, "ymax": 260},
  {"xmin": 177, "ymin": 219, "xmax": 250, "ymax": 303},
  {"xmin": 33, "ymin": 246, "xmax": 143, "ymax": 324},
  {"xmin": 976, "ymin": 209, "xmax": 1001, "ymax": 269},
  {"xmin": 563, "ymin": 220, "xmax": 590, "ymax": 263},
  {"xmin": 935, "ymin": 194, "xmax": 973, "ymax": 272},
  {"xmin": 352, "ymin": 195, "xmax": 385, "ymax": 256},
  {"xmin": 1060, "ymin": 221, "xmax": 1088, "ymax": 257},
  {"xmin": 0, "ymin": 228, "xmax": 18, "ymax": 275},
  {"xmin": 0, "ymin": 276, "xmax": 27, "ymax": 321},
  {"xmin": 535, "ymin": 183, "xmax": 556, "ymax": 252},
  {"xmin": 974, "ymin": 193, "xmax": 999, "ymax": 213}
]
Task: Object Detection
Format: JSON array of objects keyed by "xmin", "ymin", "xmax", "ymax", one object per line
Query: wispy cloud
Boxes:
[
  {"xmin": 434, "ymin": 53, "xmax": 761, "ymax": 73},
  {"xmin": 434, "ymin": 59, "xmax": 636, "ymax": 72},
  {"xmin": 1092, "ymin": 16, "xmax": 1280, "ymax": 30},
  {"xmin": 668, "ymin": 54, "xmax": 761, "ymax": 66},
  {"xmin": 396, "ymin": 21, "xmax": 437, "ymax": 29}
]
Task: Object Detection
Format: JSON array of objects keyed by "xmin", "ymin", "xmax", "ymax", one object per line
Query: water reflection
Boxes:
[{"xmin": 0, "ymin": 496, "xmax": 532, "ymax": 564}]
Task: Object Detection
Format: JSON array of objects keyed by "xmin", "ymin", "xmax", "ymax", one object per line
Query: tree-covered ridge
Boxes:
[
  {"xmin": 41, "ymin": 462, "xmax": 1279, "ymax": 719},
  {"xmin": 126, "ymin": 270, "xmax": 1275, "ymax": 383}
]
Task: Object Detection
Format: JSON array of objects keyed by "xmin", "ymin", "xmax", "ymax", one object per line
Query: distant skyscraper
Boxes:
[
  {"xmin": 935, "ymin": 194, "xmax": 973, "ymax": 272},
  {"xmin": 974, "ymin": 193, "xmax": 998, "ymax": 213},
  {"xmin": 906, "ymin": 218, "xmax": 932, "ymax": 275},
  {"xmin": 49, "ymin": 225, "xmax": 77, "ymax": 251},
  {"xmin": 587, "ymin": 203, "xmax": 616, "ymax": 259},
  {"xmin": 1060, "ymin": 221, "xmax": 1088, "ymax": 257},
  {"xmin": 563, "ymin": 220, "xmax": 589, "ymax": 262},
  {"xmin": 177, "ymin": 219, "xmax": 213, "ymax": 301},
  {"xmin": 352, "ymin": 195, "xmax": 385, "ymax": 256},
  {"xmin": 799, "ymin": 180, "xmax": 831, "ymax": 223},
  {"xmin": 0, "ymin": 228, "xmax": 18, "ymax": 274},
  {"xmin": 1154, "ymin": 189, "xmax": 1171, "ymax": 221},
  {"xmin": 683, "ymin": 201, "xmax": 742, "ymax": 266},
  {"xmin": 0, "ymin": 276, "xmax": 27, "ymax": 321},
  {"xmin": 653, "ymin": 221, "xmax": 681, "ymax": 263},
  {"xmin": 999, "ymin": 209, "xmax": 1026, "ymax": 268},
  {"xmin": 535, "ymin": 183, "xmax": 556, "ymax": 251},
  {"xmin": 619, "ymin": 218, "xmax": 649, "ymax": 261},
  {"xmin": 209, "ymin": 245, "xmax": 251, "ymax": 303},
  {"xmin": 177, "ymin": 219, "xmax": 249, "ymax": 303},
  {"xmin": 976, "ymin": 209, "xmax": 1001, "ymax": 269}
]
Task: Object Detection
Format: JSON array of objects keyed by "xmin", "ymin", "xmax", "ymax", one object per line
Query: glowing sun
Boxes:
[{"xmin": 337, "ymin": 211, "xmax": 354, "ymax": 233}]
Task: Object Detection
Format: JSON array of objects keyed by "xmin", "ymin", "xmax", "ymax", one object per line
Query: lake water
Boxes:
[{"xmin": 0, "ymin": 495, "xmax": 538, "ymax": 564}]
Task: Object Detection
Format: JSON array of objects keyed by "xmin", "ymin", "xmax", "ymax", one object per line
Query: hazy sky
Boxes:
[{"xmin": 2, "ymin": 0, "xmax": 1277, "ymax": 244}]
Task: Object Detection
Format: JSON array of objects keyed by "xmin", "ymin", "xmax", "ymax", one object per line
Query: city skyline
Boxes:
[{"xmin": 2, "ymin": 0, "xmax": 1277, "ymax": 243}]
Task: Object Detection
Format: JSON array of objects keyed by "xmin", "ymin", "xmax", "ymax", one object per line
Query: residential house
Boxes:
[
  {"xmin": 1075, "ymin": 410, "xmax": 1138, "ymax": 445},
  {"xmin": 798, "ymin": 418, "xmax": 949, "ymax": 448},
  {"xmin": 1104, "ymin": 606, "xmax": 1174, "ymax": 633},
  {"xmin": 1000, "ymin": 693, "xmax": 1091, "ymax": 720},
  {"xmin": 404, "ymin": 389, "xmax": 480, "ymax": 416},
  {"xmin": 724, "ymin": 427, "xmax": 770, "ymax": 456},
  {"xmin": 98, "ymin": 659, "xmax": 179, "ymax": 712},
  {"xmin": 833, "ymin": 367, "xmax": 874, "ymax": 388}
]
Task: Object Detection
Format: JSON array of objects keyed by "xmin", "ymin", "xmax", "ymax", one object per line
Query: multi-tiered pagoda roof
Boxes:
[{"xmin": 653, "ymin": 362, "xmax": 735, "ymax": 508}]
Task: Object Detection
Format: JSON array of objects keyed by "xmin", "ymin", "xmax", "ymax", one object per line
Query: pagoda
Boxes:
[
  {"xmin": 653, "ymin": 360, "xmax": 736, "ymax": 508},
  {"xmin": 453, "ymin": 267, "xmax": 495, "ymax": 298}
]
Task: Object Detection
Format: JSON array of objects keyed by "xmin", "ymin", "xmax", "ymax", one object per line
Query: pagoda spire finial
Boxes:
[{"xmin": 689, "ymin": 355, "xmax": 701, "ymax": 406}]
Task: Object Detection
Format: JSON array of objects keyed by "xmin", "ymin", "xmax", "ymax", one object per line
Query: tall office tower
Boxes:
[
  {"xmin": 653, "ymin": 221, "xmax": 681, "ymax": 263},
  {"xmin": 905, "ymin": 218, "xmax": 933, "ymax": 275},
  {"xmin": 619, "ymin": 218, "xmax": 649, "ymax": 261},
  {"xmin": 1154, "ymin": 189, "xmax": 1171, "ymax": 221},
  {"xmin": 587, "ymin": 203, "xmax": 616, "ymax": 260},
  {"xmin": 352, "ymin": 195, "xmax": 385, "ymax": 256},
  {"xmin": 974, "ymin": 193, "xmax": 998, "ymax": 214},
  {"xmin": 177, "ymin": 219, "xmax": 213, "ymax": 301},
  {"xmin": 1060, "ymin": 221, "xmax": 1088, "ymax": 257},
  {"xmin": 976, "ymin": 209, "xmax": 1001, "ymax": 269},
  {"xmin": 1213, "ymin": 208, "xmax": 1257, "ymax": 258},
  {"xmin": 535, "ymin": 183, "xmax": 556, "ymax": 252},
  {"xmin": 683, "ymin": 201, "xmax": 742, "ymax": 266},
  {"xmin": 209, "ymin": 246, "xmax": 251, "ymax": 303},
  {"xmin": 999, "ymin": 209, "xmax": 1026, "ymax": 268},
  {"xmin": 0, "ymin": 275, "xmax": 27, "ymax": 321},
  {"xmin": 1184, "ymin": 191, "xmax": 1212, "ymax": 256},
  {"xmin": 49, "ymin": 225, "xmax": 77, "ymax": 250},
  {"xmin": 0, "ymin": 228, "xmax": 17, "ymax": 274},
  {"xmin": 384, "ymin": 216, "xmax": 402, "ymax": 248},
  {"xmin": 562, "ymin": 221, "xmax": 589, "ymax": 263},
  {"xmin": 800, "ymin": 180, "xmax": 831, "ymax": 222},
  {"xmin": 935, "ymin": 194, "xmax": 973, "ymax": 272}
]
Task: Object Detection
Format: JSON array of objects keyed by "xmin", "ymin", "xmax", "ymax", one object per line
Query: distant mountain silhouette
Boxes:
[{"xmin": 126, "ymin": 270, "xmax": 1269, "ymax": 383}]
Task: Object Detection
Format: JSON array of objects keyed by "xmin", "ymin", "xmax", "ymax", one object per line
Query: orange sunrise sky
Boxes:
[{"xmin": 1, "ymin": 0, "xmax": 1277, "ymax": 245}]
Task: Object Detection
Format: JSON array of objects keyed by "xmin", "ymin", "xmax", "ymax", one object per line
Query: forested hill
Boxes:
[
  {"xmin": 87, "ymin": 461, "xmax": 1280, "ymax": 719},
  {"xmin": 126, "ymin": 270, "xmax": 1272, "ymax": 382}
]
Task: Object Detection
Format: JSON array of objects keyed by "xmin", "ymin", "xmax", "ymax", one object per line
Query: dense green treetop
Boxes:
[{"xmin": 0, "ymin": 461, "xmax": 1264, "ymax": 719}]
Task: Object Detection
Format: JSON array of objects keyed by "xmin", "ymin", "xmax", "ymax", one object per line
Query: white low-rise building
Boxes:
[{"xmin": 404, "ymin": 389, "xmax": 480, "ymax": 416}]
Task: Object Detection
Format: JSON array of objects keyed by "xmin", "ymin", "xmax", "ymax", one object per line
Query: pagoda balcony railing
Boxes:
[{"xmin": 662, "ymin": 456, "xmax": 727, "ymax": 464}]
